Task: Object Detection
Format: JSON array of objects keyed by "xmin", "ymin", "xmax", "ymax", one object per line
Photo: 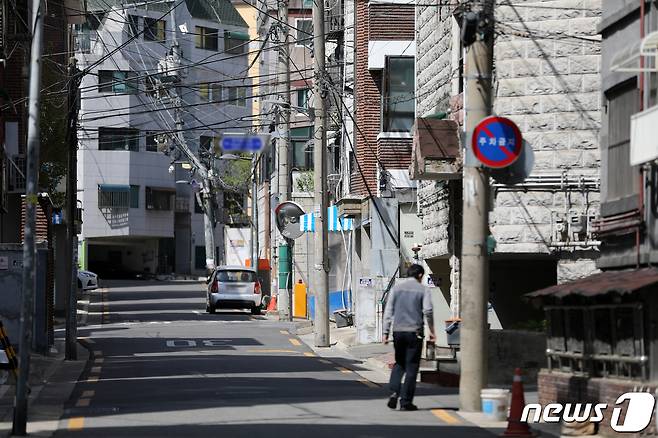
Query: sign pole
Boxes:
[{"xmin": 459, "ymin": 0, "xmax": 494, "ymax": 413}]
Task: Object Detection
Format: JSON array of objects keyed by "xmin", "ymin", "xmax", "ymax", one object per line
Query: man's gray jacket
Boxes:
[{"xmin": 382, "ymin": 277, "xmax": 433, "ymax": 336}]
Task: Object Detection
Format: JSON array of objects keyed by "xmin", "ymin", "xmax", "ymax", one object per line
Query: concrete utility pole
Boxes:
[
  {"xmin": 312, "ymin": 0, "xmax": 329, "ymax": 347},
  {"xmin": 13, "ymin": 0, "xmax": 44, "ymax": 434},
  {"xmin": 276, "ymin": 0, "xmax": 293, "ymax": 320},
  {"xmin": 459, "ymin": 1, "xmax": 494, "ymax": 412},
  {"xmin": 251, "ymin": 154, "xmax": 258, "ymax": 268},
  {"xmin": 65, "ymin": 59, "xmax": 82, "ymax": 361}
]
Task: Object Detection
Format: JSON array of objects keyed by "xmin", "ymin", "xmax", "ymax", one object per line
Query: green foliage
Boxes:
[
  {"xmin": 38, "ymin": 63, "xmax": 69, "ymax": 207},
  {"xmin": 295, "ymin": 171, "xmax": 314, "ymax": 192},
  {"xmin": 221, "ymin": 155, "xmax": 252, "ymax": 192}
]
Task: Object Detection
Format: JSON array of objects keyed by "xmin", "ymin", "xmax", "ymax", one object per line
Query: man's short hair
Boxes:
[{"xmin": 408, "ymin": 264, "xmax": 424, "ymax": 280}]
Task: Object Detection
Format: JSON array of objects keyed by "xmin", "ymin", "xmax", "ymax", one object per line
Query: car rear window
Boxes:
[{"xmin": 216, "ymin": 270, "xmax": 256, "ymax": 283}]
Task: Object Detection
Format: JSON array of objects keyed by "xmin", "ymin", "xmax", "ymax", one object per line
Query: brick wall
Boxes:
[
  {"xmin": 377, "ymin": 136, "xmax": 412, "ymax": 170},
  {"xmin": 538, "ymin": 370, "xmax": 657, "ymax": 436},
  {"xmin": 352, "ymin": 1, "xmax": 415, "ymax": 196},
  {"xmin": 369, "ymin": 4, "xmax": 414, "ymax": 41}
]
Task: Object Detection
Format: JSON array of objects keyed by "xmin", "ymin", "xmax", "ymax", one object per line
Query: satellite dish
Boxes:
[
  {"xmin": 275, "ymin": 201, "xmax": 305, "ymax": 240},
  {"xmin": 491, "ymin": 140, "xmax": 535, "ymax": 185}
]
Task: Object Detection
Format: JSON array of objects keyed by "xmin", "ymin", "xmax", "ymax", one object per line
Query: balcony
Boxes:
[{"xmin": 409, "ymin": 118, "xmax": 462, "ymax": 181}]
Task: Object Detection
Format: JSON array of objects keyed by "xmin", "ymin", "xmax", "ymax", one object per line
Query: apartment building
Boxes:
[{"xmin": 75, "ymin": 0, "xmax": 251, "ymax": 276}]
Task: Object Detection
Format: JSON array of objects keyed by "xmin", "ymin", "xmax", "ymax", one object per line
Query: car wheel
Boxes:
[{"xmin": 251, "ymin": 305, "xmax": 262, "ymax": 315}]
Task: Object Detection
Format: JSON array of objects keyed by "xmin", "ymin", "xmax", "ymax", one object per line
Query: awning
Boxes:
[
  {"xmin": 526, "ymin": 267, "xmax": 658, "ymax": 299},
  {"xmin": 225, "ymin": 31, "xmax": 249, "ymax": 41},
  {"xmin": 300, "ymin": 206, "xmax": 354, "ymax": 232},
  {"xmin": 98, "ymin": 184, "xmax": 130, "ymax": 192},
  {"xmin": 611, "ymin": 30, "xmax": 658, "ymax": 73}
]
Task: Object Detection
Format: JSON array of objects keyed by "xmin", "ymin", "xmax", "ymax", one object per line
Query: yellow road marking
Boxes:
[
  {"xmin": 68, "ymin": 417, "xmax": 85, "ymax": 430},
  {"xmin": 87, "ymin": 376, "xmax": 99, "ymax": 383},
  {"xmin": 81, "ymin": 390, "xmax": 95, "ymax": 398},
  {"xmin": 335, "ymin": 367, "xmax": 352, "ymax": 374},
  {"xmin": 75, "ymin": 398, "xmax": 90, "ymax": 407},
  {"xmin": 288, "ymin": 338, "xmax": 301, "ymax": 346},
  {"xmin": 432, "ymin": 409, "xmax": 462, "ymax": 425},
  {"xmin": 90, "ymin": 366, "xmax": 101, "ymax": 374},
  {"xmin": 303, "ymin": 352, "xmax": 316, "ymax": 357},
  {"xmin": 318, "ymin": 359, "xmax": 332, "ymax": 364},
  {"xmin": 279, "ymin": 330, "xmax": 288, "ymax": 335},
  {"xmin": 358, "ymin": 378, "xmax": 379, "ymax": 388}
]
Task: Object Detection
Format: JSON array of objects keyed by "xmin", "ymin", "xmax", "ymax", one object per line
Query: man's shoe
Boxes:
[
  {"xmin": 400, "ymin": 403, "xmax": 418, "ymax": 411},
  {"xmin": 387, "ymin": 394, "xmax": 398, "ymax": 409}
]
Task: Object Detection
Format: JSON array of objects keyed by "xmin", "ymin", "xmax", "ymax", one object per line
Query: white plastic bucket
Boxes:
[{"xmin": 481, "ymin": 389, "xmax": 510, "ymax": 421}]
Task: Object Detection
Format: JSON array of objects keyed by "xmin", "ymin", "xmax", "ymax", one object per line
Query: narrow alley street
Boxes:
[{"xmin": 49, "ymin": 281, "xmax": 494, "ymax": 437}]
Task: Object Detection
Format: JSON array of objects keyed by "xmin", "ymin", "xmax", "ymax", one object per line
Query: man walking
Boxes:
[{"xmin": 383, "ymin": 264, "xmax": 435, "ymax": 411}]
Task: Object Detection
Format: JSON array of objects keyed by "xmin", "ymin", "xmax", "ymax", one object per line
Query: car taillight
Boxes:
[
  {"xmin": 254, "ymin": 281, "xmax": 261, "ymax": 294},
  {"xmin": 210, "ymin": 281, "xmax": 218, "ymax": 293}
]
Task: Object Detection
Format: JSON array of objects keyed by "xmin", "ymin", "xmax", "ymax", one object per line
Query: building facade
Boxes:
[
  {"xmin": 414, "ymin": 1, "xmax": 603, "ymax": 331},
  {"xmin": 75, "ymin": 0, "xmax": 251, "ymax": 277}
]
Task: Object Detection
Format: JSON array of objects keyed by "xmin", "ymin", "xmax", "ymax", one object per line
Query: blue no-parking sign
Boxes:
[
  {"xmin": 471, "ymin": 116, "xmax": 523, "ymax": 168},
  {"xmin": 221, "ymin": 135, "xmax": 265, "ymax": 153}
]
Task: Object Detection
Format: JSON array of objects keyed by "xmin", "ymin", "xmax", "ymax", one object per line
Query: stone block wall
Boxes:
[{"xmin": 416, "ymin": 1, "xmax": 603, "ymax": 283}]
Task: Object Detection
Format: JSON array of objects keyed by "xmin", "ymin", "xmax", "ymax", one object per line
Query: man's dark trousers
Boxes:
[{"xmin": 389, "ymin": 331, "xmax": 422, "ymax": 407}]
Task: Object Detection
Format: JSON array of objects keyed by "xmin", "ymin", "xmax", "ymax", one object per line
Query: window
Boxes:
[
  {"xmin": 297, "ymin": 88, "xmax": 309, "ymax": 108},
  {"xmin": 212, "ymin": 83, "xmax": 223, "ymax": 102},
  {"xmin": 144, "ymin": 17, "xmax": 166, "ymax": 42},
  {"xmin": 127, "ymin": 15, "xmax": 140, "ymax": 38},
  {"xmin": 145, "ymin": 187, "xmax": 173, "ymax": 210},
  {"xmin": 194, "ymin": 196, "xmax": 204, "ymax": 214},
  {"xmin": 145, "ymin": 132, "xmax": 158, "ymax": 152},
  {"xmin": 302, "ymin": 0, "xmax": 313, "ymax": 7},
  {"xmin": 383, "ymin": 57, "xmax": 415, "ymax": 132},
  {"xmin": 228, "ymin": 87, "xmax": 246, "ymax": 107},
  {"xmin": 291, "ymin": 126, "xmax": 313, "ymax": 170},
  {"xmin": 98, "ymin": 185, "xmax": 130, "ymax": 209},
  {"xmin": 296, "ymin": 19, "xmax": 313, "ymax": 47},
  {"xmin": 200, "ymin": 135, "xmax": 219, "ymax": 152},
  {"xmin": 195, "ymin": 26, "xmax": 218, "ymax": 51},
  {"xmin": 129, "ymin": 185, "xmax": 139, "ymax": 208},
  {"xmin": 98, "ymin": 127, "xmax": 139, "ymax": 151},
  {"xmin": 73, "ymin": 13, "xmax": 103, "ymax": 54},
  {"xmin": 199, "ymin": 83, "xmax": 210, "ymax": 102},
  {"xmin": 98, "ymin": 70, "xmax": 138, "ymax": 94},
  {"xmin": 195, "ymin": 246, "xmax": 206, "ymax": 270},
  {"xmin": 224, "ymin": 30, "xmax": 248, "ymax": 54}
]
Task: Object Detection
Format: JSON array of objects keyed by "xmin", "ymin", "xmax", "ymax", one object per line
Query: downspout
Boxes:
[{"xmin": 638, "ymin": 0, "xmax": 646, "ymax": 268}]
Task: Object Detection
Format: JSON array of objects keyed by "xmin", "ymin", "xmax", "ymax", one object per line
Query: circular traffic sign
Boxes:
[{"xmin": 472, "ymin": 116, "xmax": 523, "ymax": 168}]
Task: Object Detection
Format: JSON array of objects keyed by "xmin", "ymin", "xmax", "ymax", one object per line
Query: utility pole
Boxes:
[
  {"xmin": 459, "ymin": 0, "xmax": 494, "ymax": 412},
  {"xmin": 166, "ymin": 8, "xmax": 216, "ymax": 274},
  {"xmin": 251, "ymin": 154, "xmax": 258, "ymax": 268},
  {"xmin": 65, "ymin": 58, "xmax": 82, "ymax": 361},
  {"xmin": 312, "ymin": 0, "xmax": 329, "ymax": 347},
  {"xmin": 13, "ymin": 0, "xmax": 44, "ymax": 434},
  {"xmin": 276, "ymin": 0, "xmax": 292, "ymax": 320}
]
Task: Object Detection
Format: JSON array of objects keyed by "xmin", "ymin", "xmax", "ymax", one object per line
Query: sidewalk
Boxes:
[{"xmin": 293, "ymin": 322, "xmax": 563, "ymax": 438}]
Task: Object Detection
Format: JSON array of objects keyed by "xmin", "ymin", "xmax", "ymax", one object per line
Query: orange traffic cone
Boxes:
[
  {"xmin": 502, "ymin": 368, "xmax": 535, "ymax": 437},
  {"xmin": 266, "ymin": 295, "xmax": 277, "ymax": 312}
]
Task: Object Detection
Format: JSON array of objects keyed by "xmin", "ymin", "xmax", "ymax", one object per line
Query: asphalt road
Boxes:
[{"xmin": 53, "ymin": 281, "xmax": 496, "ymax": 437}]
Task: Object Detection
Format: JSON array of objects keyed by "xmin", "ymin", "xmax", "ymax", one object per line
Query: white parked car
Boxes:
[
  {"xmin": 206, "ymin": 266, "xmax": 262, "ymax": 315},
  {"xmin": 77, "ymin": 270, "xmax": 99, "ymax": 291}
]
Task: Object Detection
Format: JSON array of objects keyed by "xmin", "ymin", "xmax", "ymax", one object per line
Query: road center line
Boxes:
[
  {"xmin": 431, "ymin": 409, "xmax": 462, "ymax": 425},
  {"xmin": 335, "ymin": 367, "xmax": 352, "ymax": 374},
  {"xmin": 358, "ymin": 378, "xmax": 379, "ymax": 388},
  {"xmin": 303, "ymin": 352, "xmax": 316, "ymax": 357},
  {"xmin": 75, "ymin": 398, "xmax": 90, "ymax": 408},
  {"xmin": 288, "ymin": 338, "xmax": 301, "ymax": 346},
  {"xmin": 67, "ymin": 417, "xmax": 85, "ymax": 430},
  {"xmin": 81, "ymin": 390, "xmax": 95, "ymax": 398}
]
